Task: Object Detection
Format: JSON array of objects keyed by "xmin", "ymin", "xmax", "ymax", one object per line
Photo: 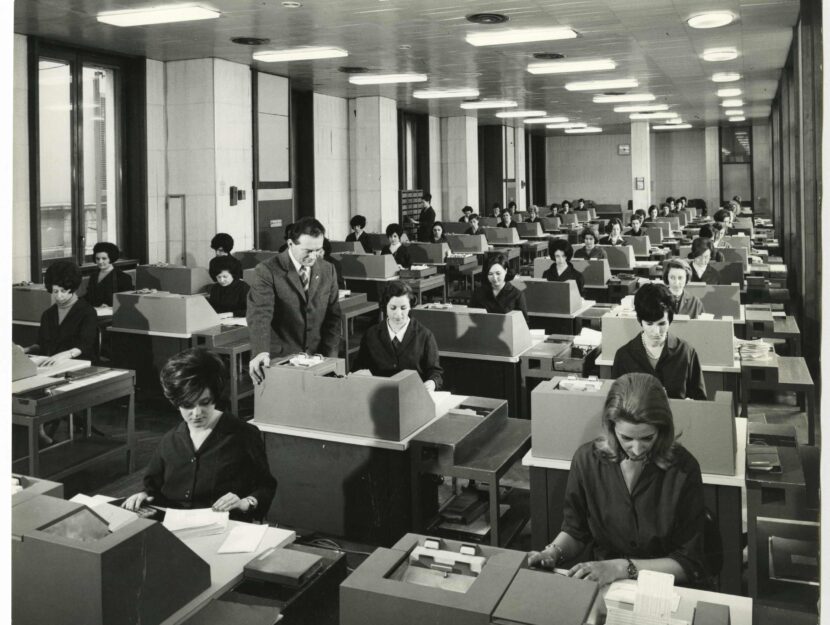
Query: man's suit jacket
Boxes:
[
  {"xmin": 417, "ymin": 205, "xmax": 436, "ymax": 242},
  {"xmin": 247, "ymin": 250, "xmax": 342, "ymax": 358}
]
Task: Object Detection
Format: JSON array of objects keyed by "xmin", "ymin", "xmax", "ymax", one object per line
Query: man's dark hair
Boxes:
[{"xmin": 290, "ymin": 217, "xmax": 326, "ymax": 243}]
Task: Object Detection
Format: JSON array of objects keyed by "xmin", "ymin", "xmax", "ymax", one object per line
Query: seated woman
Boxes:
[
  {"xmin": 25, "ymin": 260, "xmax": 98, "ymax": 365},
  {"xmin": 644, "ymin": 204, "xmax": 659, "ymax": 223},
  {"xmin": 542, "ymin": 239, "xmax": 585, "ymax": 296},
  {"xmin": 528, "ymin": 373, "xmax": 707, "ymax": 588},
  {"xmin": 465, "ymin": 214, "xmax": 482, "ymax": 235},
  {"xmin": 548, "ymin": 203, "xmax": 560, "ymax": 217},
  {"xmin": 123, "ymin": 348, "xmax": 276, "ymax": 520},
  {"xmin": 625, "ymin": 213, "xmax": 647, "ymax": 237},
  {"xmin": 498, "ymin": 211, "xmax": 517, "ymax": 229},
  {"xmin": 659, "ymin": 203, "xmax": 671, "ymax": 217},
  {"xmin": 611, "ymin": 283, "xmax": 707, "ymax": 400},
  {"xmin": 687, "ymin": 238, "xmax": 721, "ymax": 285},
  {"xmin": 573, "ymin": 228, "xmax": 607, "ymax": 261},
  {"xmin": 459, "ymin": 205, "xmax": 474, "ymax": 223},
  {"xmin": 208, "ymin": 256, "xmax": 250, "ymax": 317},
  {"xmin": 84, "ymin": 242, "xmax": 133, "ymax": 307},
  {"xmin": 663, "ymin": 259, "xmax": 704, "ymax": 319},
  {"xmin": 526, "ymin": 205, "xmax": 541, "ymax": 223},
  {"xmin": 354, "ymin": 281, "xmax": 442, "ymax": 391},
  {"xmin": 430, "ymin": 221, "xmax": 448, "ymax": 243},
  {"xmin": 470, "ymin": 253, "xmax": 528, "ymax": 321},
  {"xmin": 381, "ymin": 223, "xmax": 412, "ymax": 269},
  {"xmin": 696, "ymin": 225, "xmax": 725, "ymax": 262},
  {"xmin": 599, "ymin": 218, "xmax": 625, "ymax": 246},
  {"xmin": 209, "ymin": 233, "xmax": 243, "ymax": 281},
  {"xmin": 560, "ymin": 200, "xmax": 572, "ymax": 214},
  {"xmin": 346, "ymin": 215, "xmax": 373, "ymax": 253}
]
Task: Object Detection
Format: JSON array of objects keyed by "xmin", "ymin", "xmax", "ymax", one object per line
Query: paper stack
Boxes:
[
  {"xmin": 735, "ymin": 338, "xmax": 774, "ymax": 362},
  {"xmin": 162, "ymin": 508, "xmax": 229, "ymax": 539}
]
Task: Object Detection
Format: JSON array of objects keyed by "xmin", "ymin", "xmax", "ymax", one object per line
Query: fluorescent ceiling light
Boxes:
[
  {"xmin": 712, "ymin": 72, "xmax": 741, "ymax": 83},
  {"xmin": 349, "ymin": 73, "xmax": 428, "ymax": 85},
  {"xmin": 97, "ymin": 5, "xmax": 220, "ymax": 26},
  {"xmin": 527, "ymin": 59, "xmax": 615, "ymax": 75},
  {"xmin": 413, "ymin": 88, "xmax": 480, "ymax": 99},
  {"xmin": 702, "ymin": 47, "xmax": 739, "ymax": 62},
  {"xmin": 721, "ymin": 99, "xmax": 744, "ymax": 107},
  {"xmin": 687, "ymin": 12, "xmax": 735, "ymax": 29},
  {"xmin": 664, "ymin": 118, "xmax": 684, "ymax": 124},
  {"xmin": 653, "ymin": 124, "xmax": 693, "ymax": 130},
  {"xmin": 593, "ymin": 93, "xmax": 655, "ymax": 103},
  {"xmin": 459, "ymin": 100, "xmax": 517, "ymax": 109},
  {"xmin": 725, "ymin": 109, "xmax": 744, "ymax": 116},
  {"xmin": 565, "ymin": 127, "xmax": 602, "ymax": 134},
  {"xmin": 465, "ymin": 27, "xmax": 577, "ymax": 47},
  {"xmin": 495, "ymin": 110, "xmax": 547, "ymax": 118},
  {"xmin": 717, "ymin": 88, "xmax": 742, "ymax": 98},
  {"xmin": 566, "ymin": 79, "xmax": 638, "ymax": 91},
  {"xmin": 546, "ymin": 122, "xmax": 587, "ymax": 129},
  {"xmin": 629, "ymin": 112, "xmax": 678, "ymax": 120},
  {"xmin": 253, "ymin": 47, "xmax": 348, "ymax": 62},
  {"xmin": 729, "ymin": 116, "xmax": 746, "ymax": 122},
  {"xmin": 613, "ymin": 104, "xmax": 669, "ymax": 113},
  {"xmin": 523, "ymin": 116, "xmax": 569, "ymax": 124}
]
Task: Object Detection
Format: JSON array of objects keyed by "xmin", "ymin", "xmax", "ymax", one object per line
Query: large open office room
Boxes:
[{"xmin": 7, "ymin": 0, "xmax": 828, "ymax": 624}]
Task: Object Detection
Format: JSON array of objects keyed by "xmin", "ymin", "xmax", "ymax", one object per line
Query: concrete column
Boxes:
[
  {"xmin": 13, "ymin": 34, "xmax": 30, "ymax": 281},
  {"xmin": 440, "ymin": 116, "xmax": 479, "ymax": 215},
  {"xmin": 313, "ymin": 93, "xmax": 350, "ymax": 240},
  {"xmin": 348, "ymin": 96, "xmax": 399, "ymax": 232},
  {"xmin": 427, "ymin": 116, "xmax": 443, "ymax": 220},
  {"xmin": 513, "ymin": 127, "xmax": 527, "ymax": 211},
  {"xmin": 704, "ymin": 126, "xmax": 721, "ymax": 212},
  {"xmin": 630, "ymin": 121, "xmax": 651, "ymax": 211}
]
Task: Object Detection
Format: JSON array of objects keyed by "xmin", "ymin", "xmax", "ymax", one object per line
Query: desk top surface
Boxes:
[{"xmin": 162, "ymin": 522, "xmax": 295, "ymax": 625}]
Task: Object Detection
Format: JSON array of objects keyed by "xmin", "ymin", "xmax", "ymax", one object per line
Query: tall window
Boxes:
[
  {"xmin": 31, "ymin": 43, "xmax": 126, "ymax": 272},
  {"xmin": 720, "ymin": 125, "xmax": 753, "ymax": 203}
]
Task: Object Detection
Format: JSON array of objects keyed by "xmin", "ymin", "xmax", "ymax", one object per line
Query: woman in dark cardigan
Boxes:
[
  {"xmin": 123, "ymin": 348, "xmax": 276, "ymax": 521},
  {"xmin": 381, "ymin": 223, "xmax": 412, "ymax": 269},
  {"xmin": 84, "ymin": 241, "xmax": 133, "ymax": 307},
  {"xmin": 25, "ymin": 260, "xmax": 98, "ymax": 364},
  {"xmin": 469, "ymin": 253, "xmax": 528, "ymax": 321},
  {"xmin": 208, "ymin": 255, "xmax": 250, "ymax": 317},
  {"xmin": 354, "ymin": 280, "xmax": 442, "ymax": 391},
  {"xmin": 542, "ymin": 238, "xmax": 585, "ymax": 296}
]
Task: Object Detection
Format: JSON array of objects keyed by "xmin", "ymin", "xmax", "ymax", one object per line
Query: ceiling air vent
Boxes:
[
  {"xmin": 338, "ymin": 66, "xmax": 371, "ymax": 74},
  {"xmin": 231, "ymin": 37, "xmax": 270, "ymax": 46},
  {"xmin": 466, "ymin": 13, "xmax": 509, "ymax": 25},
  {"xmin": 533, "ymin": 52, "xmax": 564, "ymax": 60}
]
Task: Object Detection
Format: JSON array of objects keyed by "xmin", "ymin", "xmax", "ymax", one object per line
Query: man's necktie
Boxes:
[{"xmin": 299, "ymin": 266, "xmax": 310, "ymax": 290}]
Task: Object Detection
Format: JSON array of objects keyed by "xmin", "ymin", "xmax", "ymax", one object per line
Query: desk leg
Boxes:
[
  {"xmin": 806, "ymin": 389, "xmax": 816, "ymax": 446},
  {"xmin": 126, "ymin": 391, "xmax": 136, "ymax": 473},
  {"xmin": 230, "ymin": 356, "xmax": 239, "ymax": 416},
  {"xmin": 86, "ymin": 408, "xmax": 93, "ymax": 437},
  {"xmin": 740, "ymin": 368, "xmax": 750, "ymax": 418},
  {"xmin": 529, "ymin": 467, "xmax": 550, "ymax": 550},
  {"xmin": 488, "ymin": 481, "xmax": 500, "ymax": 547},
  {"xmin": 28, "ymin": 420, "xmax": 40, "ymax": 477},
  {"xmin": 713, "ymin": 484, "xmax": 743, "ymax": 595}
]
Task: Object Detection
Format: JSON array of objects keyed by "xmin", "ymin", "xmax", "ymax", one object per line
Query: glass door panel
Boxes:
[
  {"xmin": 37, "ymin": 58, "xmax": 73, "ymax": 261},
  {"xmin": 81, "ymin": 65, "xmax": 119, "ymax": 258}
]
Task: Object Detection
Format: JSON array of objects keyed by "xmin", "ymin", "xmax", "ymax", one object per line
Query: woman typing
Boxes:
[
  {"xmin": 663, "ymin": 258, "xmax": 704, "ymax": 319},
  {"xmin": 542, "ymin": 239, "xmax": 585, "ymax": 296},
  {"xmin": 84, "ymin": 242, "xmax": 133, "ymax": 307},
  {"xmin": 123, "ymin": 348, "xmax": 276, "ymax": 520},
  {"xmin": 528, "ymin": 373, "xmax": 707, "ymax": 588},
  {"xmin": 354, "ymin": 281, "xmax": 442, "ymax": 391},
  {"xmin": 469, "ymin": 253, "xmax": 528, "ymax": 321}
]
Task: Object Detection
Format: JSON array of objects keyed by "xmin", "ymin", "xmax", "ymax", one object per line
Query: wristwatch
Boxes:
[
  {"xmin": 244, "ymin": 496, "xmax": 258, "ymax": 509},
  {"xmin": 625, "ymin": 558, "xmax": 638, "ymax": 579}
]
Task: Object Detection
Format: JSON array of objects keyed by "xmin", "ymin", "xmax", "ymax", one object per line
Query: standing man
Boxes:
[
  {"xmin": 415, "ymin": 193, "xmax": 436, "ymax": 242},
  {"xmin": 247, "ymin": 217, "xmax": 343, "ymax": 383}
]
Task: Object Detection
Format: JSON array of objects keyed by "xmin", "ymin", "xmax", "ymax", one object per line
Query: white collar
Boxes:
[
  {"xmin": 287, "ymin": 248, "xmax": 305, "ymax": 275},
  {"xmin": 387, "ymin": 320, "xmax": 410, "ymax": 343}
]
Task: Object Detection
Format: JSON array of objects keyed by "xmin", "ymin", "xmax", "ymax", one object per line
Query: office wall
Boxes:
[
  {"xmin": 546, "ymin": 133, "xmax": 631, "ymax": 206},
  {"xmin": 13, "ymin": 34, "xmax": 29, "ymax": 281},
  {"xmin": 145, "ymin": 59, "xmax": 167, "ymax": 263},
  {"xmin": 770, "ymin": 0, "xmax": 822, "ymax": 379},
  {"xmin": 752, "ymin": 123, "xmax": 772, "ymax": 217},
  {"xmin": 428, "ymin": 116, "xmax": 443, "ymax": 220},
  {"xmin": 650, "ymin": 129, "xmax": 707, "ymax": 205},
  {"xmin": 313, "ymin": 93, "xmax": 350, "ymax": 239}
]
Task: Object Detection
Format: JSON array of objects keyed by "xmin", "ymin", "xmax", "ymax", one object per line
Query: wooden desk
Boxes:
[
  {"xmin": 587, "ymin": 583, "xmax": 752, "ymax": 625},
  {"xmin": 402, "ymin": 273, "xmax": 446, "ymax": 305},
  {"xmin": 741, "ymin": 355, "xmax": 816, "ymax": 444},
  {"xmin": 410, "ymin": 418, "xmax": 531, "ymax": 548},
  {"xmin": 524, "ymin": 418, "xmax": 747, "ymax": 594},
  {"xmin": 252, "ymin": 394, "xmax": 465, "ymax": 546},
  {"xmin": 161, "ymin": 522, "xmax": 296, "ymax": 625},
  {"xmin": 12, "ymin": 368, "xmax": 136, "ymax": 479}
]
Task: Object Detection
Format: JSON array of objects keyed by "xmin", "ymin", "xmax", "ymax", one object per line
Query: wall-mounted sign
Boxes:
[
  {"xmin": 618, "ymin": 144, "xmax": 631, "ymax": 156},
  {"xmin": 634, "ymin": 177, "xmax": 645, "ymax": 190}
]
